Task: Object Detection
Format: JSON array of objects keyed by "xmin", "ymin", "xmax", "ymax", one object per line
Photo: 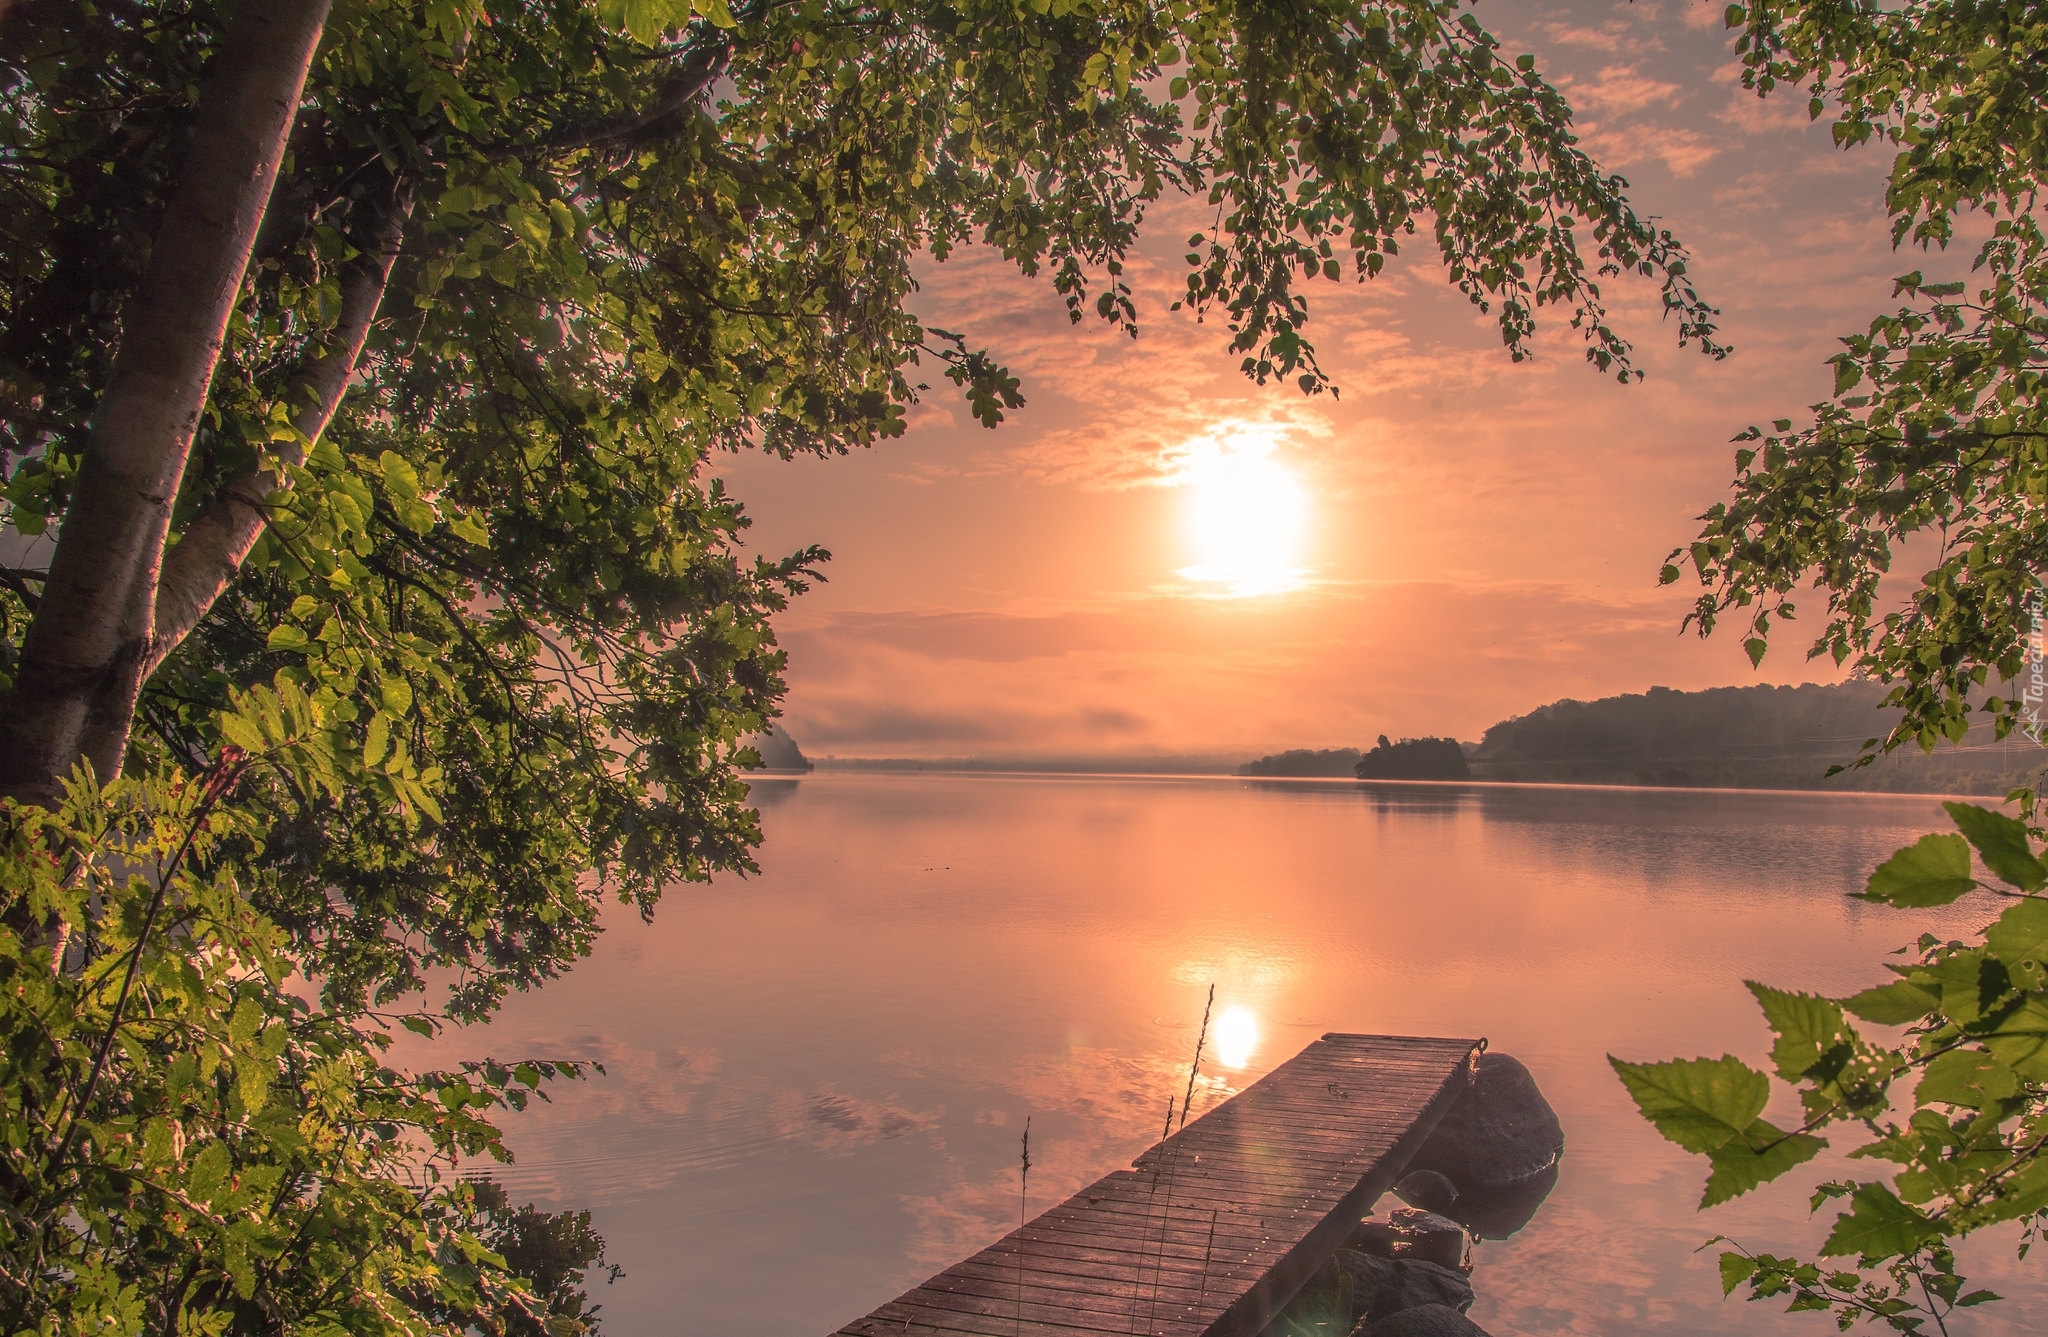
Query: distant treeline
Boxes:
[
  {"xmin": 1237, "ymin": 748, "xmax": 1361, "ymax": 777},
  {"xmin": 1238, "ymin": 736, "xmax": 1468, "ymax": 780},
  {"xmin": 1240, "ymin": 682, "xmax": 2048, "ymax": 794},
  {"xmin": 1471, "ymin": 682, "xmax": 2043, "ymax": 793}
]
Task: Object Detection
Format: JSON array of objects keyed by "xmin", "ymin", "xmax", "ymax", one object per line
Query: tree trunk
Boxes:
[
  {"xmin": 148, "ymin": 185, "xmax": 411, "ymax": 677},
  {"xmin": 0, "ymin": 0, "xmax": 331, "ymax": 806}
]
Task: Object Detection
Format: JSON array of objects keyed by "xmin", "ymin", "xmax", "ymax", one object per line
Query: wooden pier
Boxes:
[{"xmin": 831, "ymin": 1033, "xmax": 1481, "ymax": 1337}]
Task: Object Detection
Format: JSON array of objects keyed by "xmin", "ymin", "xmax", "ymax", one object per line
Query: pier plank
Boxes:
[{"xmin": 828, "ymin": 1034, "xmax": 1479, "ymax": 1337}]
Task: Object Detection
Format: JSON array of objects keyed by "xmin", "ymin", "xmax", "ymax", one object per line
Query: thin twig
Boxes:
[
  {"xmin": 1910, "ymin": 1252, "xmax": 1953, "ymax": 1337},
  {"xmin": 1128, "ymin": 1097, "xmax": 1174, "ymax": 1336},
  {"xmin": 1016, "ymin": 1116, "xmax": 1031, "ymax": 1337},
  {"xmin": 1196, "ymin": 1208, "xmax": 1218, "ymax": 1316},
  {"xmin": 1179, "ymin": 985, "xmax": 1214, "ymax": 1132}
]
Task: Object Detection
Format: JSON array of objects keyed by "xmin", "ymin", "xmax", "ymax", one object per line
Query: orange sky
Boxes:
[{"xmin": 717, "ymin": 0, "xmax": 1914, "ymax": 760}]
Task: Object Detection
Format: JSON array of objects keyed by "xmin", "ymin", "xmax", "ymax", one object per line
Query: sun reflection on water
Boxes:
[{"xmin": 1211, "ymin": 1005, "xmax": 1260, "ymax": 1070}]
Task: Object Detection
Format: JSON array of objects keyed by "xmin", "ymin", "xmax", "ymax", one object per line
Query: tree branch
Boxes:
[
  {"xmin": 0, "ymin": 565, "xmax": 43, "ymax": 611},
  {"xmin": 145, "ymin": 183, "xmax": 412, "ymax": 678},
  {"xmin": 535, "ymin": 38, "xmax": 731, "ymax": 154}
]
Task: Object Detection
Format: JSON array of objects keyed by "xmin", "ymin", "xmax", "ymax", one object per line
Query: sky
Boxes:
[{"xmin": 715, "ymin": 0, "xmax": 1923, "ymax": 762}]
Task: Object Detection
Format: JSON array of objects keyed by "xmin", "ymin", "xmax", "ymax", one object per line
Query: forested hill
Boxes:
[
  {"xmin": 1469, "ymin": 682, "xmax": 2042, "ymax": 794},
  {"xmin": 747, "ymin": 723, "xmax": 814, "ymax": 772}
]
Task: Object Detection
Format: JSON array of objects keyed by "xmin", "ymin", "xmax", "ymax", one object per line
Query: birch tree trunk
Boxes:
[{"xmin": 0, "ymin": 0, "xmax": 331, "ymax": 805}]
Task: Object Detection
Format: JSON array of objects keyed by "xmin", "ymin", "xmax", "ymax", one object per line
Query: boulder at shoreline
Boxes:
[
  {"xmin": 1363, "ymin": 1303, "xmax": 1492, "ymax": 1336},
  {"xmin": 1404, "ymin": 1053, "xmax": 1563, "ymax": 1197}
]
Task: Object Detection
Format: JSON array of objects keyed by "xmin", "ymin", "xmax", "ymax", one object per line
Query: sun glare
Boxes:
[
  {"xmin": 1172, "ymin": 433, "xmax": 1310, "ymax": 597},
  {"xmin": 1211, "ymin": 1005, "xmax": 1260, "ymax": 1071}
]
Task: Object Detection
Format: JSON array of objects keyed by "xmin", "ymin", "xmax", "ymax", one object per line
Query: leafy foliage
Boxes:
[
  {"xmin": 1614, "ymin": 801, "xmax": 2048, "ymax": 1331},
  {"xmin": 0, "ymin": 763, "xmax": 604, "ymax": 1336},
  {"xmin": 1667, "ymin": 1, "xmax": 2048, "ymax": 760}
]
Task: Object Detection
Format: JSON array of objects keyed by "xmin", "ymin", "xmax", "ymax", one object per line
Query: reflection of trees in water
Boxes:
[
  {"xmin": 742, "ymin": 777, "xmax": 802, "ymax": 809},
  {"xmin": 1232, "ymin": 776, "xmax": 1949, "ymax": 901},
  {"xmin": 1463, "ymin": 784, "xmax": 1943, "ymax": 897}
]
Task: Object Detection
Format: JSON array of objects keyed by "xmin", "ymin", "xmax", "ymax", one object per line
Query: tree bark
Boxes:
[
  {"xmin": 147, "ymin": 185, "xmax": 411, "ymax": 677},
  {"xmin": 0, "ymin": 0, "xmax": 331, "ymax": 806}
]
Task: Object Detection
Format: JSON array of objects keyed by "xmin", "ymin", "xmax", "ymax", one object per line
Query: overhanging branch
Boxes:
[{"xmin": 533, "ymin": 38, "xmax": 732, "ymax": 154}]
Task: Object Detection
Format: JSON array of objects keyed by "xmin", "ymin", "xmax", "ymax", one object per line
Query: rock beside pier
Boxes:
[
  {"xmin": 1403, "ymin": 1053, "xmax": 1564, "ymax": 1198},
  {"xmin": 1346, "ymin": 1208, "xmax": 1467, "ymax": 1269},
  {"xmin": 1364, "ymin": 1303, "xmax": 1492, "ymax": 1336},
  {"xmin": 1332, "ymin": 1252, "xmax": 1475, "ymax": 1324},
  {"xmin": 1391, "ymin": 1169, "xmax": 1458, "ymax": 1214}
]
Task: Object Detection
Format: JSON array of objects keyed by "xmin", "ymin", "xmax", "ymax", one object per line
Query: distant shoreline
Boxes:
[
  {"xmin": 789, "ymin": 683, "xmax": 2046, "ymax": 797},
  {"xmin": 783, "ymin": 766, "xmax": 1988, "ymax": 802},
  {"xmin": 811, "ymin": 754, "xmax": 1244, "ymax": 776}
]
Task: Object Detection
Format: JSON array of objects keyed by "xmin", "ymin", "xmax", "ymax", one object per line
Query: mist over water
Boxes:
[{"xmin": 410, "ymin": 773, "xmax": 2048, "ymax": 1335}]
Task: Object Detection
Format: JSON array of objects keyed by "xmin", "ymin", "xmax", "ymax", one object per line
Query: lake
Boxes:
[{"xmin": 410, "ymin": 772, "xmax": 2048, "ymax": 1335}]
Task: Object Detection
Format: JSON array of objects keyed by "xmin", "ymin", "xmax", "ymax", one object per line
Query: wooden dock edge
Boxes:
[{"xmin": 1205, "ymin": 1036, "xmax": 1481, "ymax": 1337}]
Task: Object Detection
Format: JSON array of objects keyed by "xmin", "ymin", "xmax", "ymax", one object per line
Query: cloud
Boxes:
[{"xmin": 1568, "ymin": 65, "xmax": 1686, "ymax": 116}]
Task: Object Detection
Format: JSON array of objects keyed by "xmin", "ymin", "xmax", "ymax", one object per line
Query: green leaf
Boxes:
[
  {"xmin": 1862, "ymin": 832, "xmax": 1976, "ymax": 906},
  {"xmin": 1749, "ymin": 982, "xmax": 1853, "ymax": 1081},
  {"xmin": 218, "ymin": 712, "xmax": 268, "ymax": 755},
  {"xmin": 1609, "ymin": 1054, "xmax": 1770, "ymax": 1154},
  {"xmin": 364, "ymin": 712, "xmax": 391, "ymax": 768},
  {"xmin": 1985, "ymin": 896, "xmax": 2048, "ymax": 986},
  {"xmin": 1703, "ymin": 1123, "xmax": 1826, "ymax": 1206},
  {"xmin": 1718, "ymin": 1249, "xmax": 1758, "ymax": 1296},
  {"xmin": 265, "ymin": 625, "xmax": 310, "ymax": 653},
  {"xmin": 228, "ymin": 997, "xmax": 263, "ymax": 1045},
  {"xmin": 1943, "ymin": 802, "xmax": 2047, "ymax": 891},
  {"xmin": 1915, "ymin": 1047, "xmax": 2020, "ymax": 1108},
  {"xmin": 1842, "ymin": 980, "xmax": 1939, "ymax": 1025},
  {"xmin": 1981, "ymin": 996, "xmax": 2048, "ymax": 1080},
  {"xmin": 189, "ymin": 1141, "xmax": 231, "ymax": 1203},
  {"xmin": 142, "ymin": 1118, "xmax": 176, "ymax": 1165},
  {"xmin": 1819, "ymin": 1182, "xmax": 1938, "ymax": 1261},
  {"xmin": 394, "ymin": 495, "xmax": 439, "ymax": 534},
  {"xmin": 378, "ymin": 449, "xmax": 421, "ymax": 502},
  {"xmin": 1929, "ymin": 949, "xmax": 2003, "ymax": 1024},
  {"xmin": 1985, "ymin": 1156, "xmax": 2048, "ymax": 1224},
  {"xmin": 237, "ymin": 1055, "xmax": 271, "ymax": 1114},
  {"xmin": 446, "ymin": 511, "xmax": 491, "ymax": 547}
]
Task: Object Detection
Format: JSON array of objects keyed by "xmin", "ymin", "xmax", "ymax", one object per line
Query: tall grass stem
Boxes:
[{"xmin": 1179, "ymin": 984, "xmax": 1214, "ymax": 1132}]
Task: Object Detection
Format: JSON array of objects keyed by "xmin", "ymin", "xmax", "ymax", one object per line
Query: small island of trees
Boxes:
[{"xmin": 1353, "ymin": 736, "xmax": 1470, "ymax": 780}]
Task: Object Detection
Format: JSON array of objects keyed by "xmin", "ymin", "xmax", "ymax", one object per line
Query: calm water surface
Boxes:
[{"xmin": 411, "ymin": 773, "xmax": 2048, "ymax": 1335}]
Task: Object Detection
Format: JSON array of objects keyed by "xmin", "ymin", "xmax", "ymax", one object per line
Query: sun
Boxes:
[{"xmin": 1172, "ymin": 433, "xmax": 1310, "ymax": 596}]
